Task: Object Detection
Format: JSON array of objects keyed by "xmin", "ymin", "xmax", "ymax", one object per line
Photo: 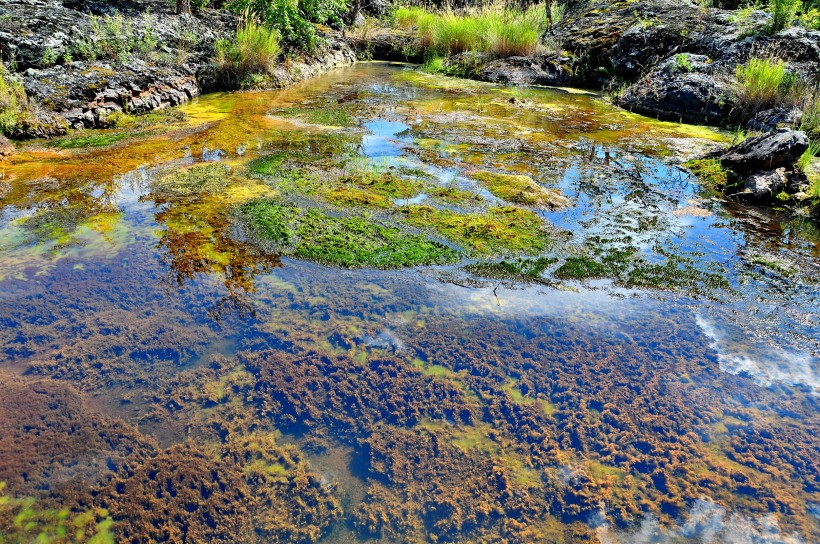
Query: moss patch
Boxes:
[
  {"xmin": 340, "ymin": 165, "xmax": 425, "ymax": 199},
  {"xmin": 465, "ymin": 256, "xmax": 557, "ymax": 282},
  {"xmin": 238, "ymin": 200, "xmax": 458, "ymax": 268},
  {"xmin": 402, "ymin": 205, "xmax": 551, "ymax": 256},
  {"xmin": 470, "ymin": 170, "xmax": 570, "ymax": 209},
  {"xmin": 685, "ymin": 158, "xmax": 730, "ymax": 188},
  {"xmin": 275, "ymin": 106, "xmax": 355, "ymax": 127},
  {"xmin": 50, "ymin": 132, "xmax": 129, "ymax": 149}
]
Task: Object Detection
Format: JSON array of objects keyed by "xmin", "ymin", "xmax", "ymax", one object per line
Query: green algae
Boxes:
[
  {"xmin": 151, "ymin": 163, "xmax": 231, "ymax": 198},
  {"xmin": 402, "ymin": 205, "xmax": 551, "ymax": 256},
  {"xmin": 339, "ymin": 163, "xmax": 425, "ymax": 199},
  {"xmin": 470, "ymin": 170, "xmax": 570, "ymax": 208},
  {"xmin": 238, "ymin": 200, "xmax": 458, "ymax": 268},
  {"xmin": 464, "ymin": 256, "xmax": 557, "ymax": 282},
  {"xmin": 50, "ymin": 132, "xmax": 129, "ymax": 149},
  {"xmin": 684, "ymin": 158, "xmax": 730, "ymax": 188}
]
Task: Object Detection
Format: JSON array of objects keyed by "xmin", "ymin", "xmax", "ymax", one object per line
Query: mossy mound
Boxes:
[
  {"xmin": 403, "ymin": 205, "xmax": 552, "ymax": 256},
  {"xmin": 238, "ymin": 200, "xmax": 458, "ymax": 268},
  {"xmin": 684, "ymin": 158, "xmax": 731, "ymax": 188},
  {"xmin": 470, "ymin": 170, "xmax": 571, "ymax": 209}
]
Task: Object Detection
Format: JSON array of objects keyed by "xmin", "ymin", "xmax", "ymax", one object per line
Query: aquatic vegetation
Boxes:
[
  {"xmin": 339, "ymin": 163, "xmax": 424, "ymax": 199},
  {"xmin": 150, "ymin": 163, "xmax": 231, "ymax": 199},
  {"xmin": 470, "ymin": 169, "xmax": 570, "ymax": 208},
  {"xmin": 238, "ymin": 200, "xmax": 459, "ymax": 268},
  {"xmin": 684, "ymin": 158, "xmax": 730, "ymax": 188},
  {"xmin": 0, "ymin": 483, "xmax": 115, "ymax": 544},
  {"xmin": 101, "ymin": 444, "xmax": 253, "ymax": 543},
  {"xmin": 403, "ymin": 205, "xmax": 551, "ymax": 255},
  {"xmin": 275, "ymin": 105, "xmax": 355, "ymax": 127},
  {"xmin": 49, "ymin": 132, "xmax": 128, "ymax": 149},
  {"xmin": 464, "ymin": 256, "xmax": 557, "ymax": 283}
]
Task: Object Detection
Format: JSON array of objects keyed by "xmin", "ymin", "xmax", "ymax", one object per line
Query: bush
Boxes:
[
  {"xmin": 767, "ymin": 0, "xmax": 801, "ymax": 33},
  {"xmin": 72, "ymin": 12, "xmax": 160, "ymax": 63},
  {"xmin": 0, "ymin": 61, "xmax": 27, "ymax": 135},
  {"xmin": 229, "ymin": 0, "xmax": 347, "ymax": 50},
  {"xmin": 734, "ymin": 57, "xmax": 793, "ymax": 115},
  {"xmin": 216, "ymin": 22, "xmax": 282, "ymax": 85},
  {"xmin": 397, "ymin": 3, "xmax": 549, "ymax": 58}
]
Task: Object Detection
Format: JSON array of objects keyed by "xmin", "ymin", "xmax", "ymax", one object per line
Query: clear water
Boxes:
[{"xmin": 0, "ymin": 62, "xmax": 817, "ymax": 543}]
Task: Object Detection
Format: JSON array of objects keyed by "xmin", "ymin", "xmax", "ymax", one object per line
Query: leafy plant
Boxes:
[
  {"xmin": 228, "ymin": 0, "xmax": 347, "ymax": 50},
  {"xmin": 767, "ymin": 0, "xmax": 801, "ymax": 33},
  {"xmin": 675, "ymin": 53, "xmax": 694, "ymax": 72}
]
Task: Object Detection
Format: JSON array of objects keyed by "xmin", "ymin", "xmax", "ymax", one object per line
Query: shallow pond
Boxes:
[{"xmin": 0, "ymin": 62, "xmax": 818, "ymax": 543}]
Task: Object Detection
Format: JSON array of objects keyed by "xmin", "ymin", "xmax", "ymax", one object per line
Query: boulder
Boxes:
[
  {"xmin": 475, "ymin": 55, "xmax": 572, "ymax": 86},
  {"xmin": 615, "ymin": 54, "xmax": 733, "ymax": 124},
  {"xmin": 746, "ymin": 107, "xmax": 803, "ymax": 132},
  {"xmin": 742, "ymin": 168, "xmax": 788, "ymax": 200},
  {"xmin": 717, "ymin": 128, "xmax": 809, "ymax": 174}
]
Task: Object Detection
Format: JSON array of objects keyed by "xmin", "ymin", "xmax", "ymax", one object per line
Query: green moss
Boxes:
[
  {"xmin": 465, "ymin": 256, "xmax": 556, "ymax": 282},
  {"xmin": 685, "ymin": 158, "xmax": 730, "ymax": 188},
  {"xmin": 470, "ymin": 170, "xmax": 570, "ymax": 208},
  {"xmin": 50, "ymin": 132, "xmax": 128, "ymax": 149},
  {"xmin": 554, "ymin": 255, "xmax": 613, "ymax": 279},
  {"xmin": 340, "ymin": 165, "xmax": 424, "ymax": 199},
  {"xmin": 238, "ymin": 199, "xmax": 458, "ymax": 268},
  {"xmin": 403, "ymin": 205, "xmax": 550, "ymax": 256},
  {"xmin": 429, "ymin": 185, "xmax": 484, "ymax": 205},
  {"xmin": 322, "ymin": 186, "xmax": 392, "ymax": 208}
]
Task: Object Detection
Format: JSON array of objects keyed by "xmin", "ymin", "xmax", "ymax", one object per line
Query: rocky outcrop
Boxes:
[
  {"xmin": 717, "ymin": 129, "xmax": 809, "ymax": 174},
  {"xmin": 22, "ymin": 61, "xmax": 199, "ymax": 130},
  {"xmin": 615, "ymin": 54, "xmax": 733, "ymax": 124},
  {"xmin": 472, "ymin": 54, "xmax": 573, "ymax": 86}
]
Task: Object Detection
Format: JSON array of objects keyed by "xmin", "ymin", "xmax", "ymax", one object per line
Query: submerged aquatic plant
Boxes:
[{"xmin": 238, "ymin": 199, "xmax": 458, "ymax": 268}]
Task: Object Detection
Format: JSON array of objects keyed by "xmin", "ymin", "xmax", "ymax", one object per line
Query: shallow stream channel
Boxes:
[{"xmin": 0, "ymin": 62, "xmax": 818, "ymax": 543}]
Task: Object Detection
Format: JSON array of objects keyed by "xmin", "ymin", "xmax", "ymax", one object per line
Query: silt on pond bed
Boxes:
[{"xmin": 0, "ymin": 63, "xmax": 818, "ymax": 543}]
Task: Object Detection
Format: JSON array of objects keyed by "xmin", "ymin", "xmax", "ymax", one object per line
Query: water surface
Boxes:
[{"xmin": 0, "ymin": 62, "xmax": 817, "ymax": 543}]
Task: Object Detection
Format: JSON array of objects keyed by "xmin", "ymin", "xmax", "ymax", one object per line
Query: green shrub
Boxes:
[
  {"xmin": 216, "ymin": 22, "xmax": 282, "ymax": 85},
  {"xmin": 0, "ymin": 61, "xmax": 27, "ymax": 135},
  {"xmin": 767, "ymin": 0, "xmax": 801, "ymax": 33},
  {"xmin": 229, "ymin": 0, "xmax": 347, "ymax": 50},
  {"xmin": 734, "ymin": 57, "xmax": 792, "ymax": 115},
  {"xmin": 72, "ymin": 12, "xmax": 161, "ymax": 63}
]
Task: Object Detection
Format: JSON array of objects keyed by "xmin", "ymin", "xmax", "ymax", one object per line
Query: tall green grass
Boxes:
[
  {"xmin": 215, "ymin": 23, "xmax": 282, "ymax": 86},
  {"xmin": 734, "ymin": 57, "xmax": 793, "ymax": 115},
  {"xmin": 395, "ymin": 3, "xmax": 549, "ymax": 58}
]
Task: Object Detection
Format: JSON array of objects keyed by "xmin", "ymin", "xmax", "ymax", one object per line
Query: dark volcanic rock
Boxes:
[
  {"xmin": 747, "ymin": 107, "xmax": 803, "ymax": 132},
  {"xmin": 718, "ymin": 129, "xmax": 809, "ymax": 174},
  {"xmin": 476, "ymin": 55, "xmax": 573, "ymax": 86},
  {"xmin": 615, "ymin": 54, "xmax": 733, "ymax": 124}
]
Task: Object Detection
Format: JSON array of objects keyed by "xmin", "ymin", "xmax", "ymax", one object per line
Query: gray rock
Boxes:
[
  {"xmin": 615, "ymin": 54, "xmax": 733, "ymax": 124},
  {"xmin": 718, "ymin": 128, "xmax": 809, "ymax": 174},
  {"xmin": 746, "ymin": 107, "xmax": 803, "ymax": 132},
  {"xmin": 477, "ymin": 55, "xmax": 572, "ymax": 86},
  {"xmin": 742, "ymin": 168, "xmax": 788, "ymax": 200}
]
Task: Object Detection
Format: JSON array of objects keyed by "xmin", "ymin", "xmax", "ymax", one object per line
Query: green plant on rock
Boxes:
[
  {"xmin": 767, "ymin": 0, "xmax": 801, "ymax": 33},
  {"xmin": 229, "ymin": 0, "xmax": 347, "ymax": 50},
  {"xmin": 674, "ymin": 53, "xmax": 694, "ymax": 72},
  {"xmin": 216, "ymin": 22, "xmax": 282, "ymax": 87},
  {"xmin": 797, "ymin": 139, "xmax": 820, "ymax": 172},
  {"xmin": 0, "ymin": 61, "xmax": 28, "ymax": 135},
  {"xmin": 734, "ymin": 57, "xmax": 793, "ymax": 116},
  {"xmin": 684, "ymin": 158, "xmax": 730, "ymax": 188}
]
